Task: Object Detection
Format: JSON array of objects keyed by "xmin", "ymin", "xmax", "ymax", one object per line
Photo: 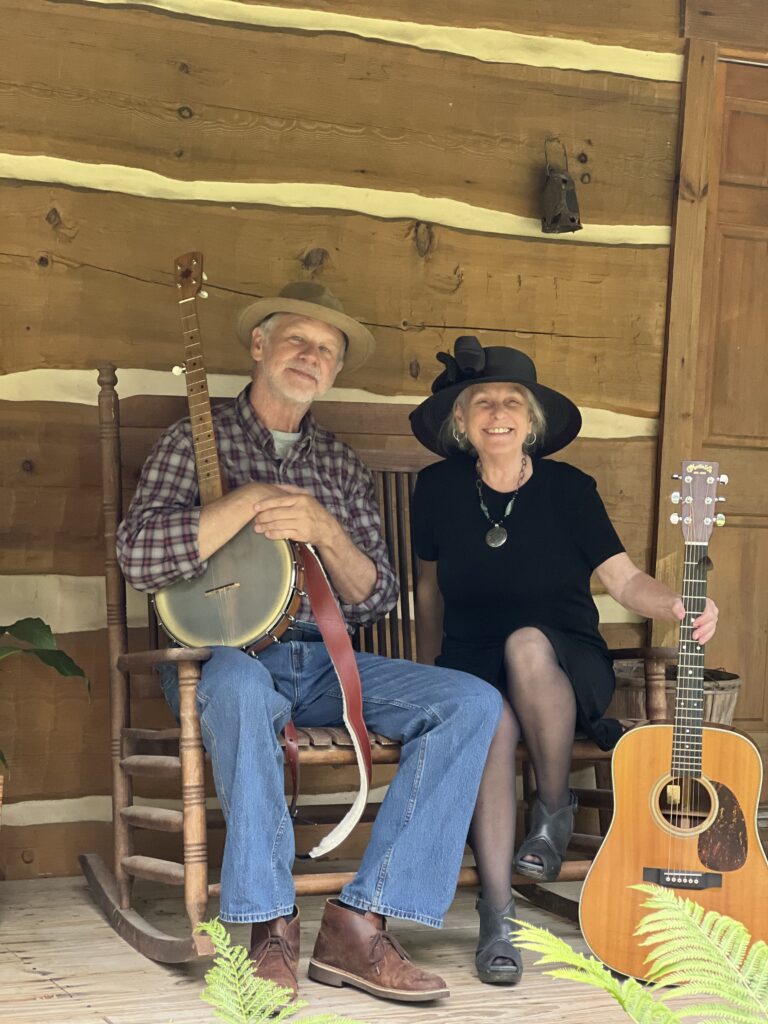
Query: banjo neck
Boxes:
[{"xmin": 174, "ymin": 252, "xmax": 224, "ymax": 506}]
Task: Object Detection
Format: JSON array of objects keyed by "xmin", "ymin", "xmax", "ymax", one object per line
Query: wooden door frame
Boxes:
[{"xmin": 652, "ymin": 36, "xmax": 768, "ymax": 645}]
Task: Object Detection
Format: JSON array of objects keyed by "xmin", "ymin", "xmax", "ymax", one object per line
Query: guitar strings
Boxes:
[
  {"xmin": 667, "ymin": 474, "xmax": 712, "ymax": 879},
  {"xmin": 690, "ymin": 483, "xmax": 710, "ymax": 852}
]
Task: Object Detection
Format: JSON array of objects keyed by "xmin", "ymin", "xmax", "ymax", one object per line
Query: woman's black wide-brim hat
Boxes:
[{"xmin": 409, "ymin": 336, "xmax": 582, "ymax": 458}]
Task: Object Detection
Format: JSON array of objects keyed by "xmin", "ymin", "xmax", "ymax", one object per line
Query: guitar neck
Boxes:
[
  {"xmin": 671, "ymin": 541, "xmax": 709, "ymax": 778},
  {"xmin": 179, "ymin": 297, "xmax": 223, "ymax": 506}
]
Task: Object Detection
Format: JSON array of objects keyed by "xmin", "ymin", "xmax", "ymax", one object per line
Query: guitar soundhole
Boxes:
[{"xmin": 653, "ymin": 776, "xmax": 717, "ymax": 836}]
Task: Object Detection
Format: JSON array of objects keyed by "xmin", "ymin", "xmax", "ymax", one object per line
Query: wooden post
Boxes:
[
  {"xmin": 178, "ymin": 660, "xmax": 210, "ymax": 949},
  {"xmin": 652, "ymin": 38, "xmax": 718, "ymax": 646},
  {"xmin": 644, "ymin": 655, "xmax": 669, "ymax": 722},
  {"xmin": 97, "ymin": 365, "xmax": 134, "ymax": 909}
]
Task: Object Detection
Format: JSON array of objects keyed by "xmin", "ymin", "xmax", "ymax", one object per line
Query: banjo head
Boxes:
[{"xmin": 154, "ymin": 527, "xmax": 298, "ymax": 649}]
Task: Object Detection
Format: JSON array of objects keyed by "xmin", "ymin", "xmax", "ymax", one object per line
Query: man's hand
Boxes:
[
  {"xmin": 198, "ymin": 481, "xmax": 291, "ymax": 562},
  {"xmin": 252, "ymin": 484, "xmax": 342, "ymax": 547}
]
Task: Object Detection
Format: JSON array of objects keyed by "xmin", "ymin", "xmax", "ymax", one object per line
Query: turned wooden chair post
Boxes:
[
  {"xmin": 644, "ymin": 654, "xmax": 669, "ymax": 722},
  {"xmin": 98, "ymin": 365, "xmax": 134, "ymax": 909},
  {"xmin": 178, "ymin": 660, "xmax": 210, "ymax": 942}
]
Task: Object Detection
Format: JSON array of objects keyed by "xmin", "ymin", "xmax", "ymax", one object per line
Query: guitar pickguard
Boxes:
[{"xmin": 698, "ymin": 780, "xmax": 748, "ymax": 872}]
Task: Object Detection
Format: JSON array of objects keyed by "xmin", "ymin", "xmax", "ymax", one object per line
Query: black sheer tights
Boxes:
[{"xmin": 469, "ymin": 628, "xmax": 576, "ymax": 924}]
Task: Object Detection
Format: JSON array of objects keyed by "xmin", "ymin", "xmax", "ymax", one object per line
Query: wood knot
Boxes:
[
  {"xmin": 413, "ymin": 222, "xmax": 435, "ymax": 259},
  {"xmin": 409, "ymin": 359, "xmax": 420, "ymax": 379},
  {"xmin": 21, "ymin": 459, "xmax": 34, "ymax": 472},
  {"xmin": 178, "ymin": 61, "xmax": 190, "ymax": 74},
  {"xmin": 45, "ymin": 208, "xmax": 62, "ymax": 228},
  {"xmin": 300, "ymin": 247, "xmax": 329, "ymax": 272},
  {"xmin": 37, "ymin": 255, "xmax": 49, "ymax": 267},
  {"xmin": 580, "ymin": 172, "xmax": 591, "ymax": 184},
  {"xmin": 577, "ymin": 152, "xmax": 589, "ymax": 163},
  {"xmin": 177, "ymin": 106, "xmax": 194, "ymax": 119}
]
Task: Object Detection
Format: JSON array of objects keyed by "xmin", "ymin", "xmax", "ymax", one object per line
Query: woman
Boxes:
[{"xmin": 409, "ymin": 337, "xmax": 719, "ymax": 986}]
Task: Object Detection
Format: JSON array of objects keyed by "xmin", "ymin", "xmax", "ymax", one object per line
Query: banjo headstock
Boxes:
[{"xmin": 174, "ymin": 251, "xmax": 206, "ymax": 301}]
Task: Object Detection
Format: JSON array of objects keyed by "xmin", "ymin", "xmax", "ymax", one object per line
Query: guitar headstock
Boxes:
[
  {"xmin": 174, "ymin": 252, "xmax": 206, "ymax": 300},
  {"xmin": 670, "ymin": 460, "xmax": 727, "ymax": 544}
]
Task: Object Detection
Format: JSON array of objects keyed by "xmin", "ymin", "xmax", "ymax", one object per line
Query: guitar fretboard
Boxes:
[
  {"xmin": 180, "ymin": 298, "xmax": 223, "ymax": 506},
  {"xmin": 671, "ymin": 541, "xmax": 709, "ymax": 778}
]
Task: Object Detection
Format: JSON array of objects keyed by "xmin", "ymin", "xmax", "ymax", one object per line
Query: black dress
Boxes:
[{"xmin": 411, "ymin": 455, "xmax": 626, "ymax": 750}]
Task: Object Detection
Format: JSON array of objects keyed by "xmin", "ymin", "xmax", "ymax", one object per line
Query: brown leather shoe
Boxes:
[
  {"xmin": 308, "ymin": 899, "xmax": 449, "ymax": 1002},
  {"xmin": 249, "ymin": 910, "xmax": 300, "ymax": 999}
]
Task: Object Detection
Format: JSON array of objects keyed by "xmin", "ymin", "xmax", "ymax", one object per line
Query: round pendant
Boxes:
[{"xmin": 485, "ymin": 526, "xmax": 508, "ymax": 548}]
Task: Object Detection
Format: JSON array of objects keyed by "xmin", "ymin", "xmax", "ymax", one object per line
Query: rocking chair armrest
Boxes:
[
  {"xmin": 608, "ymin": 647, "xmax": 678, "ymax": 663},
  {"xmin": 117, "ymin": 648, "xmax": 212, "ymax": 672}
]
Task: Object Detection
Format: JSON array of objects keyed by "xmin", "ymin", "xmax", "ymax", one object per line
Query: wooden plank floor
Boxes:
[{"xmin": 0, "ymin": 877, "xmax": 627, "ymax": 1024}]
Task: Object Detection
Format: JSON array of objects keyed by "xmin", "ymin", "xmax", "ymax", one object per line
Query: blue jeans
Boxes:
[{"xmin": 162, "ymin": 635, "xmax": 501, "ymax": 927}]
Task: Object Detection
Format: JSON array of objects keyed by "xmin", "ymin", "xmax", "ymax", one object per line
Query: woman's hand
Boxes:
[
  {"xmin": 596, "ymin": 553, "xmax": 720, "ymax": 643},
  {"xmin": 671, "ymin": 596, "xmax": 719, "ymax": 644}
]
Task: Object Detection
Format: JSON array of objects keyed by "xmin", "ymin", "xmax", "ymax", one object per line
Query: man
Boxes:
[{"xmin": 117, "ymin": 281, "xmax": 502, "ymax": 1003}]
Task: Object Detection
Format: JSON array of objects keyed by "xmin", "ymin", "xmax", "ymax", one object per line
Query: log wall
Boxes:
[{"xmin": 0, "ymin": 0, "xmax": 683, "ymax": 878}]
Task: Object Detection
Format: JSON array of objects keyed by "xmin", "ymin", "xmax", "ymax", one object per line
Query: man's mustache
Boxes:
[{"xmin": 286, "ymin": 363, "xmax": 320, "ymax": 382}]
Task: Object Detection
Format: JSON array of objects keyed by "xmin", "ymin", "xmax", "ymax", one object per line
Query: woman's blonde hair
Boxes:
[{"xmin": 440, "ymin": 382, "xmax": 547, "ymax": 455}]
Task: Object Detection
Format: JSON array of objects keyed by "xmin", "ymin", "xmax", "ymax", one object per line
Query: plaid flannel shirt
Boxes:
[{"xmin": 116, "ymin": 387, "xmax": 399, "ymax": 627}]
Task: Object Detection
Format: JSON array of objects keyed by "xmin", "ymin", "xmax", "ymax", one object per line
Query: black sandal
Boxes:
[
  {"xmin": 513, "ymin": 791, "xmax": 577, "ymax": 882},
  {"xmin": 475, "ymin": 895, "xmax": 523, "ymax": 985}
]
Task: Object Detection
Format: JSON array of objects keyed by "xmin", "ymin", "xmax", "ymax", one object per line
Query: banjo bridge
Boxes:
[{"xmin": 204, "ymin": 581, "xmax": 241, "ymax": 596}]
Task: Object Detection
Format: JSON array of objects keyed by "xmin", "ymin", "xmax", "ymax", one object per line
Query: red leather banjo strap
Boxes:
[
  {"xmin": 301, "ymin": 543, "xmax": 373, "ymax": 782},
  {"xmin": 295, "ymin": 542, "xmax": 373, "ymax": 858}
]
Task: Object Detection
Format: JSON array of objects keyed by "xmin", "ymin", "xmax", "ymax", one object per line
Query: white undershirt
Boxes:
[{"xmin": 270, "ymin": 428, "xmax": 301, "ymax": 461}]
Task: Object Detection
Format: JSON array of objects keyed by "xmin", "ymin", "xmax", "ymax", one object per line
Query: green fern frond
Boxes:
[
  {"xmin": 630, "ymin": 884, "xmax": 768, "ymax": 1022},
  {"xmin": 672, "ymin": 1002, "xmax": 766, "ymax": 1024},
  {"xmin": 741, "ymin": 942, "xmax": 768, "ymax": 1001},
  {"xmin": 512, "ymin": 889, "xmax": 768, "ymax": 1024},
  {"xmin": 510, "ymin": 920, "xmax": 675, "ymax": 1023},
  {"xmin": 616, "ymin": 981, "xmax": 681, "ymax": 1024},
  {"xmin": 196, "ymin": 920, "xmax": 365, "ymax": 1024}
]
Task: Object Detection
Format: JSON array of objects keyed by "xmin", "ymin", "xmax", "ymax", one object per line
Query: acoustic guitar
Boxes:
[
  {"xmin": 153, "ymin": 252, "xmax": 304, "ymax": 650},
  {"xmin": 579, "ymin": 460, "xmax": 768, "ymax": 980}
]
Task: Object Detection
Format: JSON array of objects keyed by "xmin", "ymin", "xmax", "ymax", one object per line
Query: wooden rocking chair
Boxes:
[{"xmin": 80, "ymin": 365, "xmax": 676, "ymax": 961}]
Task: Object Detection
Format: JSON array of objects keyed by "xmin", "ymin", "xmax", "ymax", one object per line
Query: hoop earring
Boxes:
[
  {"xmin": 524, "ymin": 431, "xmax": 537, "ymax": 450},
  {"xmin": 452, "ymin": 426, "xmax": 466, "ymax": 445}
]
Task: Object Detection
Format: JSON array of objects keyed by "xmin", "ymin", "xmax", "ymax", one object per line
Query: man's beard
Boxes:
[{"xmin": 264, "ymin": 362, "xmax": 323, "ymax": 404}]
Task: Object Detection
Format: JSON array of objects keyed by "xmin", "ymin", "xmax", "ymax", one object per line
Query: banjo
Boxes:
[{"xmin": 153, "ymin": 251, "xmax": 304, "ymax": 651}]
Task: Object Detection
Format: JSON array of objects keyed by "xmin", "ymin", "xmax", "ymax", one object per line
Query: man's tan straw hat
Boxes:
[{"xmin": 237, "ymin": 281, "xmax": 375, "ymax": 374}]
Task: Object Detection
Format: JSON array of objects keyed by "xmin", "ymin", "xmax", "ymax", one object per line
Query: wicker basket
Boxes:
[{"xmin": 607, "ymin": 662, "xmax": 742, "ymax": 726}]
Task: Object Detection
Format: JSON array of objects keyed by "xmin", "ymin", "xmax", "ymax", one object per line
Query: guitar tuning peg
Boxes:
[
  {"xmin": 669, "ymin": 513, "xmax": 680, "ymax": 525},
  {"xmin": 671, "ymin": 491, "xmax": 681, "ymax": 504},
  {"xmin": 671, "ymin": 473, "xmax": 682, "ymax": 480},
  {"xmin": 171, "ymin": 364, "xmax": 187, "ymax": 376},
  {"xmin": 199, "ymin": 290, "xmax": 209, "ymax": 299},
  {"xmin": 718, "ymin": 473, "xmax": 729, "ymax": 485},
  {"xmin": 202, "ymin": 272, "xmax": 208, "ymax": 282},
  {"xmin": 716, "ymin": 496, "xmax": 726, "ymax": 502},
  {"xmin": 715, "ymin": 513, "xmax": 726, "ymax": 527}
]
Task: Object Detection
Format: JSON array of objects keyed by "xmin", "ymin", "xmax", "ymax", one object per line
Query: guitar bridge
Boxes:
[{"xmin": 643, "ymin": 867, "xmax": 722, "ymax": 890}]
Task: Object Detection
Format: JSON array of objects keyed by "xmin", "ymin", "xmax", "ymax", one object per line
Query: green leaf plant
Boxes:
[
  {"xmin": 196, "ymin": 919, "xmax": 366, "ymax": 1024},
  {"xmin": 0, "ymin": 617, "xmax": 89, "ymax": 773},
  {"xmin": 511, "ymin": 883, "xmax": 768, "ymax": 1024}
]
